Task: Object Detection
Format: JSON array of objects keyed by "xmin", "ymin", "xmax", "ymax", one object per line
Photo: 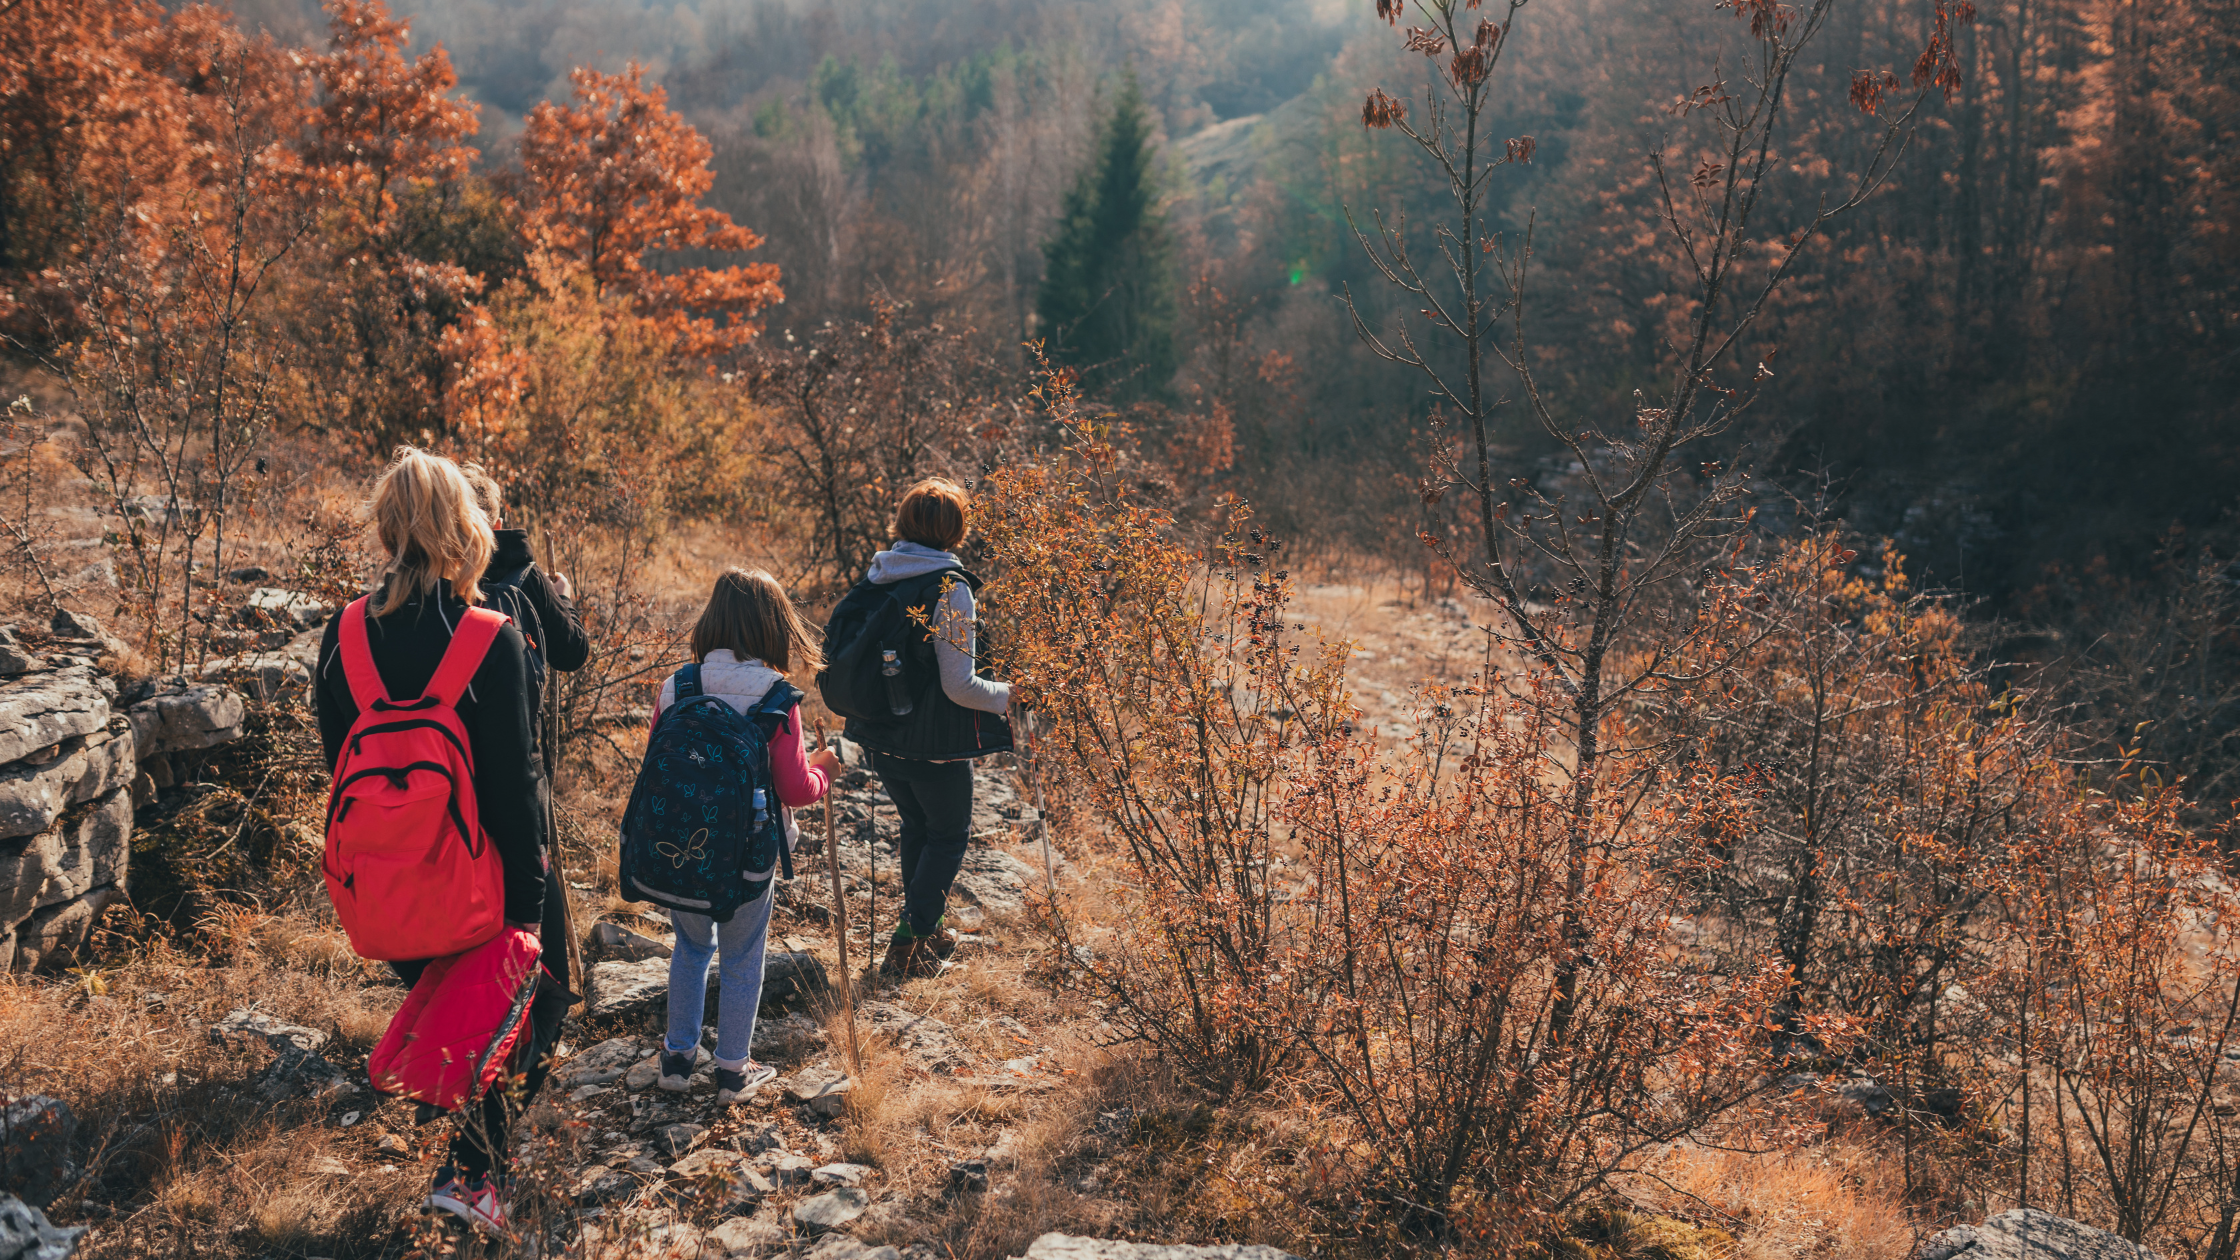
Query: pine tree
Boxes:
[{"xmin": 1037, "ymin": 72, "xmax": 1176, "ymax": 400}]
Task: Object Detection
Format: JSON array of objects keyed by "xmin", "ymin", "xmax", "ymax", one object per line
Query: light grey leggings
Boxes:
[{"xmin": 663, "ymin": 891, "xmax": 772, "ymax": 1069}]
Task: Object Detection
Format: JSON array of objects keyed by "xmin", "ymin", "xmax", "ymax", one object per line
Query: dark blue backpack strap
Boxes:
[
  {"xmin": 749, "ymin": 679, "xmax": 803, "ymax": 736},
  {"xmin": 675, "ymin": 662, "xmax": 703, "ymax": 701}
]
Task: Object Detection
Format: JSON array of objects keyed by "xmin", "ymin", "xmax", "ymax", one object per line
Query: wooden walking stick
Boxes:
[
  {"xmin": 818, "ymin": 722, "xmax": 863, "ymax": 1073},
  {"xmin": 538, "ymin": 527, "xmax": 587, "ymax": 1008}
]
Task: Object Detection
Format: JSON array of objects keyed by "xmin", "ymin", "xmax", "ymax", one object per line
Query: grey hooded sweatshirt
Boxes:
[{"xmin": 866, "ymin": 541, "xmax": 1011, "ymax": 716}]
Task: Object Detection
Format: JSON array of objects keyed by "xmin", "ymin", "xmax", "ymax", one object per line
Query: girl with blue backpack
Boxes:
[{"xmin": 636, "ymin": 569, "xmax": 840, "ymax": 1102}]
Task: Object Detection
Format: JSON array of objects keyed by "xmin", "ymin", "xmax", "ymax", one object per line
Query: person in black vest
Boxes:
[
  {"xmin": 831, "ymin": 478, "xmax": 1013, "ymax": 979},
  {"xmin": 313, "ymin": 448, "xmax": 558, "ymax": 1233}
]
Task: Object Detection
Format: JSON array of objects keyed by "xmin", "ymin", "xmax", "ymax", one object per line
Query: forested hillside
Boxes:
[{"xmin": 2, "ymin": 1, "xmax": 2238, "ymax": 1258}]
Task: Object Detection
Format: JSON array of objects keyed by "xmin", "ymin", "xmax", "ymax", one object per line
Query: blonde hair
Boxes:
[
  {"xmin": 689, "ymin": 568, "xmax": 824, "ymax": 675},
  {"xmin": 894, "ymin": 477, "xmax": 969, "ymax": 551},
  {"xmin": 460, "ymin": 463, "xmax": 505, "ymax": 528},
  {"xmin": 369, "ymin": 447, "xmax": 494, "ymax": 617}
]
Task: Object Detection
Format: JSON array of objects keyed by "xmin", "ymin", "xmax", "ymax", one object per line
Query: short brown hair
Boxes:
[
  {"xmin": 689, "ymin": 568, "xmax": 824, "ymax": 675},
  {"xmin": 460, "ymin": 463, "xmax": 504, "ymax": 527},
  {"xmin": 894, "ymin": 477, "xmax": 969, "ymax": 551}
]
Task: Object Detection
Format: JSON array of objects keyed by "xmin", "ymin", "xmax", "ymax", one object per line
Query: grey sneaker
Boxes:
[
  {"xmin": 657, "ymin": 1046, "xmax": 697, "ymax": 1092},
  {"xmin": 714, "ymin": 1062, "xmax": 778, "ymax": 1104}
]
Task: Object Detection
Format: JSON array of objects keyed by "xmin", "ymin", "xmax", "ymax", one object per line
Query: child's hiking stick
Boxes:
[{"xmin": 817, "ymin": 723, "xmax": 864, "ymax": 1073}]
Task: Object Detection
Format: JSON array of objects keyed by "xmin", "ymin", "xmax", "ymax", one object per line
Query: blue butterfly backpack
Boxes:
[{"xmin": 618, "ymin": 664, "xmax": 798, "ymax": 922}]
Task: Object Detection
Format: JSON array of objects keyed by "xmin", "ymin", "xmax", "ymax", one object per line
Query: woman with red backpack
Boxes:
[{"xmin": 313, "ymin": 447, "xmax": 561, "ymax": 1234}]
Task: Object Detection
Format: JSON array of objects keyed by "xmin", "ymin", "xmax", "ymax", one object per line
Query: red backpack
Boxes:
[
  {"xmin": 368, "ymin": 926, "xmax": 543, "ymax": 1110},
  {"xmin": 323, "ymin": 597, "xmax": 509, "ymax": 961}
]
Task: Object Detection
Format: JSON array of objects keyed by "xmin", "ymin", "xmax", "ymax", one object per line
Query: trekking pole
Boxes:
[
  {"xmin": 538, "ymin": 526, "xmax": 587, "ymax": 1009},
  {"xmin": 817, "ymin": 722, "xmax": 864, "ymax": 1074}
]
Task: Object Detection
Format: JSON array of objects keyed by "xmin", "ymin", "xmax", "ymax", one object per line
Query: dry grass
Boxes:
[{"xmin": 1618, "ymin": 1142, "xmax": 1922, "ymax": 1260}]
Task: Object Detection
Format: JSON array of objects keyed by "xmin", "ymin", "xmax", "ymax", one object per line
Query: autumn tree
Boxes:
[
  {"xmin": 514, "ymin": 64, "xmax": 783, "ymax": 358},
  {"xmin": 286, "ymin": 0, "xmax": 485, "ymax": 452},
  {"xmin": 0, "ymin": 0, "xmax": 193, "ymax": 342}
]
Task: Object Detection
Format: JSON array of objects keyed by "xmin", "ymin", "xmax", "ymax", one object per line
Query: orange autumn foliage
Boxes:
[{"xmin": 515, "ymin": 64, "xmax": 782, "ymax": 357}]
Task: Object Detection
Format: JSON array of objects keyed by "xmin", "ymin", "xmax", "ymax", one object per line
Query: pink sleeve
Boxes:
[{"xmin": 769, "ymin": 706, "xmax": 830, "ymax": 808}]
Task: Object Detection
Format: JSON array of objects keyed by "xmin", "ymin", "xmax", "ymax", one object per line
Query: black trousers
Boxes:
[
  {"xmin": 392, "ymin": 775, "xmax": 570, "ymax": 1180},
  {"xmin": 870, "ymin": 752, "xmax": 975, "ymax": 937}
]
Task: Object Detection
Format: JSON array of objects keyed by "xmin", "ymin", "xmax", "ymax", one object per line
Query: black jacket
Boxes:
[
  {"xmin": 484, "ymin": 530, "xmax": 590, "ymax": 753},
  {"xmin": 314, "ymin": 580, "xmax": 547, "ymax": 926}
]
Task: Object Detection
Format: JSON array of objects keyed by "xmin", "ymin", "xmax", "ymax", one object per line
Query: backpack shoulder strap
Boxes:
[
  {"xmin": 748, "ymin": 680, "xmax": 803, "ymax": 736},
  {"xmin": 675, "ymin": 663, "xmax": 703, "ymax": 701},
  {"xmin": 337, "ymin": 597, "xmax": 389, "ymax": 708},
  {"xmin": 426, "ymin": 606, "xmax": 508, "ymax": 707}
]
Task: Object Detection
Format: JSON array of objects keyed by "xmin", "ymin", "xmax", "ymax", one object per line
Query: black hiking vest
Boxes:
[{"xmin": 827, "ymin": 568, "xmax": 1014, "ymax": 762}]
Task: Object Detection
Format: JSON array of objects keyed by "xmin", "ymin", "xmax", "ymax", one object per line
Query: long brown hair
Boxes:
[
  {"xmin": 369, "ymin": 447, "xmax": 492, "ymax": 617},
  {"xmin": 689, "ymin": 568, "xmax": 824, "ymax": 675}
]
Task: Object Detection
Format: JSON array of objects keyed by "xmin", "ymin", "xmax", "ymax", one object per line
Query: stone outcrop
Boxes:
[
  {"xmin": 1919, "ymin": 1210, "xmax": 2166, "ymax": 1260},
  {"xmin": 0, "ymin": 634, "xmax": 246, "ymax": 971}
]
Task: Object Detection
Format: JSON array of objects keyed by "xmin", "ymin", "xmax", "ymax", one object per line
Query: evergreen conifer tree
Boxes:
[{"xmin": 1036, "ymin": 73, "xmax": 1175, "ymax": 400}]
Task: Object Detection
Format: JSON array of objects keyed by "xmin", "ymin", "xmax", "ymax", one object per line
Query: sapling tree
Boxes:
[{"xmin": 1344, "ymin": 0, "xmax": 1969, "ymax": 1038}]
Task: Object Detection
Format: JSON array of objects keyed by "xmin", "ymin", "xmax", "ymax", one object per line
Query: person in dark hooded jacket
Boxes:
[{"xmin": 462, "ymin": 466, "xmax": 589, "ymax": 752}]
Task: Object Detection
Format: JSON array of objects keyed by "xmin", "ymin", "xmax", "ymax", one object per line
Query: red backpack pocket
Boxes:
[{"xmin": 368, "ymin": 927, "xmax": 543, "ymax": 1111}]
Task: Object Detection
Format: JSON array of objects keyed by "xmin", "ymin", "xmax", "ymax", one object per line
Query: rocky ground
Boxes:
[{"xmin": 443, "ymin": 760, "xmax": 1101, "ymax": 1259}]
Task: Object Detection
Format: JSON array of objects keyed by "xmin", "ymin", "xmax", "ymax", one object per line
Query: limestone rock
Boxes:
[
  {"xmin": 252, "ymin": 1043, "xmax": 352, "ymax": 1101},
  {"xmin": 127, "ymin": 681, "xmax": 244, "ymax": 758},
  {"xmin": 787, "ymin": 1066, "xmax": 852, "ymax": 1117},
  {"xmin": 709, "ymin": 1216, "xmax": 787, "ymax": 1254},
  {"xmin": 952, "ymin": 847, "xmax": 1040, "ymax": 919},
  {"xmin": 197, "ymin": 652, "xmax": 310, "ymax": 703},
  {"xmin": 0, "ymin": 1192, "xmax": 85, "ymax": 1260},
  {"xmin": 735, "ymin": 1123, "xmax": 787, "ymax": 1155},
  {"xmin": 47, "ymin": 610, "xmax": 123, "ymax": 658},
  {"xmin": 0, "ymin": 628, "xmax": 35, "ymax": 677},
  {"xmin": 0, "ymin": 1096, "xmax": 76, "ymax": 1209},
  {"xmin": 556, "ymin": 1036, "xmax": 648, "ymax": 1090},
  {"xmin": 0, "ymin": 789, "xmax": 130, "ymax": 922},
  {"xmin": 573, "ymin": 1165, "xmax": 634, "ymax": 1206},
  {"xmin": 589, "ymin": 956, "xmax": 677, "ymax": 1018},
  {"xmin": 0, "ymin": 729, "xmax": 135, "ymax": 840},
  {"xmin": 811, "ymin": 1162, "xmax": 871, "ymax": 1187},
  {"xmin": 592, "ymin": 950, "xmax": 827, "ymax": 1021},
  {"xmin": 238, "ymin": 587, "xmax": 327, "ymax": 631},
  {"xmin": 768, "ymin": 1154, "xmax": 814, "ymax": 1186},
  {"xmin": 10, "ymin": 886, "xmax": 122, "ymax": 973},
  {"xmin": 658, "ymin": 1122, "xmax": 707, "ymax": 1160},
  {"xmin": 592, "ymin": 921, "xmax": 673, "ymax": 961},
  {"xmin": 209, "ymin": 1007, "xmax": 328, "ymax": 1054},
  {"xmin": 0, "ymin": 789, "xmax": 131, "ymax": 967},
  {"xmin": 806, "ymin": 1237, "xmax": 901, "ymax": 1260},
  {"xmin": 762, "ymin": 950, "xmax": 830, "ymax": 1006},
  {"xmin": 750, "ymin": 1011, "xmax": 828, "ymax": 1062},
  {"xmin": 792, "ymin": 1187, "xmax": 869, "ymax": 1232},
  {"xmin": 0, "ymin": 668, "xmax": 111, "ymax": 766},
  {"xmin": 1918, "ymin": 1210, "xmax": 2165, "ymax": 1260},
  {"xmin": 625, "ymin": 1058, "xmax": 662, "ymax": 1091},
  {"xmin": 865, "ymin": 1002, "xmax": 968, "ymax": 1074}
]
